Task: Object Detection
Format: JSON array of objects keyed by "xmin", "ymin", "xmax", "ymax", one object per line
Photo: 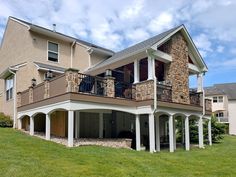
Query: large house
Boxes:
[
  {"xmin": 205, "ymin": 83, "xmax": 236, "ymax": 135},
  {"xmin": 0, "ymin": 17, "xmax": 212, "ymax": 152}
]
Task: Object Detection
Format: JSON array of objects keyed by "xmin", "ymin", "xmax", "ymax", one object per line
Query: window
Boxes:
[
  {"xmin": 216, "ymin": 112, "xmax": 224, "ymax": 118},
  {"xmin": 48, "ymin": 42, "xmax": 58, "ymax": 62},
  {"xmin": 6, "ymin": 77, "xmax": 13, "ymax": 101},
  {"xmin": 213, "ymin": 97, "xmax": 217, "ymax": 103},
  {"xmin": 218, "ymin": 96, "xmax": 223, "ymax": 102},
  {"xmin": 213, "ymin": 96, "xmax": 223, "ymax": 103}
]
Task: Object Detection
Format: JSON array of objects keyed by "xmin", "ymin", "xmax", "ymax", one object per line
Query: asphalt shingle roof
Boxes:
[
  {"xmin": 88, "ymin": 25, "xmax": 182, "ymax": 71},
  {"xmin": 205, "ymin": 83, "xmax": 236, "ymax": 100},
  {"xmin": 10, "ymin": 16, "xmax": 114, "ymax": 54}
]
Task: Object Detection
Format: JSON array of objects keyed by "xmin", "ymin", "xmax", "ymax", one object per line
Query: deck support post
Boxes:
[
  {"xmin": 208, "ymin": 118, "xmax": 212, "ymax": 146},
  {"xmin": 169, "ymin": 115, "xmax": 174, "ymax": 152},
  {"xmin": 68, "ymin": 110, "xmax": 74, "ymax": 147},
  {"xmin": 99, "ymin": 113, "xmax": 103, "ymax": 138},
  {"xmin": 155, "ymin": 115, "xmax": 160, "ymax": 152},
  {"xmin": 198, "ymin": 116, "xmax": 204, "ymax": 148},
  {"xmin": 46, "ymin": 114, "xmax": 51, "ymax": 140},
  {"xmin": 75, "ymin": 111, "xmax": 80, "ymax": 139},
  {"xmin": 30, "ymin": 116, "xmax": 34, "ymax": 136},
  {"xmin": 135, "ymin": 114, "xmax": 141, "ymax": 151},
  {"xmin": 149, "ymin": 113, "xmax": 155, "ymax": 153},
  {"xmin": 185, "ymin": 116, "xmax": 190, "ymax": 151}
]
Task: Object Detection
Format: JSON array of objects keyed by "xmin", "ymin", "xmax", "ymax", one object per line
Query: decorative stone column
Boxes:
[
  {"xmin": 105, "ymin": 76, "xmax": 115, "ymax": 97},
  {"xmin": 29, "ymin": 86, "xmax": 33, "ymax": 103},
  {"xmin": 44, "ymin": 80, "xmax": 50, "ymax": 99},
  {"xmin": 65, "ymin": 68, "xmax": 79, "ymax": 93},
  {"xmin": 134, "ymin": 80, "xmax": 154, "ymax": 101},
  {"xmin": 17, "ymin": 92, "xmax": 22, "ymax": 107}
]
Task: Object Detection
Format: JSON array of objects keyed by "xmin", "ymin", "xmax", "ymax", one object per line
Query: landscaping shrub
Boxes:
[{"xmin": 0, "ymin": 112, "xmax": 13, "ymax": 127}]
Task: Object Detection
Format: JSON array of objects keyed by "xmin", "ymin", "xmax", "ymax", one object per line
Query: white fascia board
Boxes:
[
  {"xmin": 188, "ymin": 63, "xmax": 200, "ymax": 73},
  {"xmin": 34, "ymin": 63, "xmax": 64, "ymax": 74},
  {"xmin": 150, "ymin": 25, "xmax": 208, "ymax": 72},
  {"xmin": 153, "ymin": 49, "xmax": 172, "ymax": 63},
  {"xmin": 9, "ymin": 17, "xmax": 30, "ymax": 29},
  {"xmin": 30, "ymin": 26, "xmax": 75, "ymax": 43}
]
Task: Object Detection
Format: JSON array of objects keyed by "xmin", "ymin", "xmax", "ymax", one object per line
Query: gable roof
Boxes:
[
  {"xmin": 205, "ymin": 83, "xmax": 236, "ymax": 100},
  {"xmin": 88, "ymin": 25, "xmax": 208, "ymax": 73},
  {"xmin": 9, "ymin": 16, "xmax": 114, "ymax": 55}
]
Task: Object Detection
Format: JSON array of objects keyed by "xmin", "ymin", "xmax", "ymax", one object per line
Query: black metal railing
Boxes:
[
  {"xmin": 78, "ymin": 73, "xmax": 107, "ymax": 96},
  {"xmin": 189, "ymin": 89, "xmax": 201, "ymax": 106},
  {"xmin": 156, "ymin": 83, "xmax": 172, "ymax": 102},
  {"xmin": 115, "ymin": 81, "xmax": 135, "ymax": 99}
]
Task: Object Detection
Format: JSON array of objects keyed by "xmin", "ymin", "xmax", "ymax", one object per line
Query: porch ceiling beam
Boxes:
[
  {"xmin": 152, "ymin": 49, "xmax": 172, "ymax": 63},
  {"xmin": 188, "ymin": 63, "xmax": 200, "ymax": 73}
]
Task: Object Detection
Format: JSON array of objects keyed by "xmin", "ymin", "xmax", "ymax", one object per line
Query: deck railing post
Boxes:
[
  {"xmin": 29, "ymin": 86, "xmax": 33, "ymax": 103},
  {"xmin": 44, "ymin": 80, "xmax": 50, "ymax": 99},
  {"xmin": 105, "ymin": 76, "xmax": 115, "ymax": 97},
  {"xmin": 65, "ymin": 68, "xmax": 79, "ymax": 93}
]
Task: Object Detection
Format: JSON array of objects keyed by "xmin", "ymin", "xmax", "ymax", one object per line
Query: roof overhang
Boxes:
[
  {"xmin": 0, "ymin": 67, "xmax": 17, "ymax": 79},
  {"xmin": 34, "ymin": 62, "xmax": 65, "ymax": 74},
  {"xmin": 150, "ymin": 25, "xmax": 208, "ymax": 73},
  {"xmin": 29, "ymin": 25, "xmax": 75, "ymax": 43}
]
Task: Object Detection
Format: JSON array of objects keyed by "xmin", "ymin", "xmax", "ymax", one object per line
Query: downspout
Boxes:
[
  {"xmin": 153, "ymin": 57, "xmax": 157, "ymax": 112},
  {"xmin": 202, "ymin": 72, "xmax": 206, "ymax": 116},
  {"xmin": 70, "ymin": 41, "xmax": 76, "ymax": 68},
  {"xmin": 8, "ymin": 69, "xmax": 17, "ymax": 128}
]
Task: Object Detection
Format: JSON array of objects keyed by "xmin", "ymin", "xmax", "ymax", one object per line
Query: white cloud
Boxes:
[
  {"xmin": 148, "ymin": 12, "xmax": 174, "ymax": 33},
  {"xmin": 120, "ymin": 0, "xmax": 144, "ymax": 20},
  {"xmin": 193, "ymin": 34, "xmax": 212, "ymax": 57},
  {"xmin": 216, "ymin": 45, "xmax": 224, "ymax": 53},
  {"xmin": 126, "ymin": 28, "xmax": 150, "ymax": 44}
]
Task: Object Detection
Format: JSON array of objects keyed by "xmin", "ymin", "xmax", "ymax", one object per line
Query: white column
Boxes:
[
  {"xmin": 68, "ymin": 110, "xmax": 74, "ymax": 147},
  {"xmin": 185, "ymin": 116, "xmax": 190, "ymax": 151},
  {"xmin": 155, "ymin": 116, "xmax": 160, "ymax": 152},
  {"xmin": 30, "ymin": 116, "xmax": 34, "ymax": 136},
  {"xmin": 169, "ymin": 115, "xmax": 174, "ymax": 152},
  {"xmin": 148, "ymin": 56, "xmax": 154, "ymax": 80},
  {"xmin": 45, "ymin": 114, "xmax": 51, "ymax": 140},
  {"xmin": 197, "ymin": 73, "xmax": 203, "ymax": 92},
  {"xmin": 135, "ymin": 114, "xmax": 141, "ymax": 151},
  {"xmin": 149, "ymin": 113, "xmax": 155, "ymax": 153},
  {"xmin": 208, "ymin": 119, "xmax": 212, "ymax": 146},
  {"xmin": 173, "ymin": 118, "xmax": 176, "ymax": 150},
  {"xmin": 18, "ymin": 118, "xmax": 22, "ymax": 129},
  {"xmin": 75, "ymin": 111, "xmax": 80, "ymax": 139},
  {"xmin": 198, "ymin": 116, "xmax": 204, "ymax": 148},
  {"xmin": 99, "ymin": 113, "xmax": 103, "ymax": 138},
  {"xmin": 134, "ymin": 59, "xmax": 140, "ymax": 83},
  {"xmin": 181, "ymin": 118, "xmax": 185, "ymax": 144}
]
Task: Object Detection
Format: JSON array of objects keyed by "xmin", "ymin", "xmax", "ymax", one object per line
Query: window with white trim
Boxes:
[
  {"xmin": 216, "ymin": 112, "xmax": 224, "ymax": 118},
  {"xmin": 5, "ymin": 77, "xmax": 13, "ymax": 101},
  {"xmin": 212, "ymin": 96, "xmax": 224, "ymax": 103},
  {"xmin": 48, "ymin": 42, "xmax": 58, "ymax": 62}
]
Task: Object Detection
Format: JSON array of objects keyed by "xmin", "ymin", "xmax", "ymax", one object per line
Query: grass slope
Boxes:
[{"xmin": 0, "ymin": 128, "xmax": 236, "ymax": 177}]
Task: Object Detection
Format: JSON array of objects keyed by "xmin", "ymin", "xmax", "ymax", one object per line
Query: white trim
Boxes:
[
  {"xmin": 47, "ymin": 40, "xmax": 59, "ymax": 63},
  {"xmin": 150, "ymin": 25, "xmax": 208, "ymax": 72},
  {"xmin": 9, "ymin": 17, "xmax": 30, "ymax": 29},
  {"xmin": 152, "ymin": 49, "xmax": 172, "ymax": 63},
  {"xmin": 33, "ymin": 63, "xmax": 64, "ymax": 74},
  {"xmin": 189, "ymin": 63, "xmax": 200, "ymax": 73}
]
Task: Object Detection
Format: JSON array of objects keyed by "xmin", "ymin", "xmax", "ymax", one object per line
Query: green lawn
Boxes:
[{"xmin": 0, "ymin": 128, "xmax": 236, "ymax": 177}]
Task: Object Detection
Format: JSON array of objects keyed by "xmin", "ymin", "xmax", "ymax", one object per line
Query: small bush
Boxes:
[{"xmin": 0, "ymin": 112, "xmax": 13, "ymax": 127}]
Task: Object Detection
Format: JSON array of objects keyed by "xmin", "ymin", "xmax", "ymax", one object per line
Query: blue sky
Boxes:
[{"xmin": 0, "ymin": 0, "xmax": 235, "ymax": 87}]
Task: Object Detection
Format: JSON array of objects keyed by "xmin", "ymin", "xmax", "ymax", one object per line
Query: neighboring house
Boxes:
[
  {"xmin": 0, "ymin": 16, "xmax": 212, "ymax": 153},
  {"xmin": 205, "ymin": 83, "xmax": 236, "ymax": 135}
]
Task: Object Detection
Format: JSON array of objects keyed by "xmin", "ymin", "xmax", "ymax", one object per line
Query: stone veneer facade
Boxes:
[
  {"xmin": 161, "ymin": 32, "xmax": 190, "ymax": 104},
  {"xmin": 135, "ymin": 80, "xmax": 154, "ymax": 101}
]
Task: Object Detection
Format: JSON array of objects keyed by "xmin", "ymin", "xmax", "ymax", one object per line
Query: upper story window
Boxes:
[
  {"xmin": 213, "ymin": 96, "xmax": 223, "ymax": 103},
  {"xmin": 5, "ymin": 77, "xmax": 13, "ymax": 101},
  {"xmin": 216, "ymin": 112, "xmax": 224, "ymax": 118},
  {"xmin": 48, "ymin": 41, "xmax": 58, "ymax": 62}
]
